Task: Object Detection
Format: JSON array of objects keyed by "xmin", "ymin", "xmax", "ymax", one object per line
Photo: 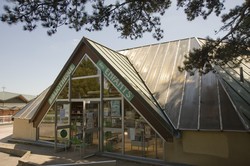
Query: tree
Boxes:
[{"xmin": 1, "ymin": 0, "xmax": 249, "ymax": 73}]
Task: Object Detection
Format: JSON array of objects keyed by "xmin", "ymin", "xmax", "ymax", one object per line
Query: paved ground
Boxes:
[
  {"xmin": 0, "ymin": 124, "xmax": 179, "ymax": 166},
  {"xmin": 0, "ymin": 123, "xmax": 13, "ymax": 140},
  {"xmin": 0, "ymin": 151, "xmax": 20, "ymax": 166},
  {"xmin": 0, "ymin": 124, "xmax": 20, "ymax": 166}
]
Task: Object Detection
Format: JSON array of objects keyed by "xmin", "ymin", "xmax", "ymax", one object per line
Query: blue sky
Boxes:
[{"xmin": 0, "ymin": 1, "xmax": 244, "ymax": 96}]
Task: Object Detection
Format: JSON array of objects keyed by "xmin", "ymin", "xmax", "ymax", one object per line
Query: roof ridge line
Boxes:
[
  {"xmin": 218, "ymin": 76, "xmax": 250, "ymax": 130},
  {"xmin": 124, "ymin": 55, "xmax": 177, "ymax": 133}
]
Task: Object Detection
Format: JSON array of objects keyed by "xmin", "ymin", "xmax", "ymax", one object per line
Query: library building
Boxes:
[{"xmin": 13, "ymin": 37, "xmax": 250, "ymax": 166}]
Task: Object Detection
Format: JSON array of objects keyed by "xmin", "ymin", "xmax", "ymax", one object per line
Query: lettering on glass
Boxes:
[
  {"xmin": 48, "ymin": 64, "xmax": 76, "ymax": 104},
  {"xmin": 96, "ymin": 60, "xmax": 134, "ymax": 101}
]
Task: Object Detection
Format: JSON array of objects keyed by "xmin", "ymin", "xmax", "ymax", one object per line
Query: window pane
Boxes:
[
  {"xmin": 103, "ymin": 100, "xmax": 122, "ymax": 153},
  {"xmin": 104, "ymin": 100, "xmax": 122, "ymax": 128},
  {"xmin": 103, "ymin": 78, "xmax": 121, "ymax": 98},
  {"xmin": 72, "ymin": 56, "xmax": 98, "ymax": 77},
  {"xmin": 71, "ymin": 78, "xmax": 100, "ymax": 98},
  {"xmin": 56, "ymin": 102, "xmax": 70, "ymax": 126},
  {"xmin": 124, "ymin": 100, "xmax": 164, "ymax": 159},
  {"xmin": 58, "ymin": 82, "xmax": 69, "ymax": 99},
  {"xmin": 39, "ymin": 104, "xmax": 56, "ymax": 142}
]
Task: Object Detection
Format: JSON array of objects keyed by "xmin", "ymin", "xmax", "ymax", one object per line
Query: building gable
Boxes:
[{"xmin": 31, "ymin": 37, "xmax": 176, "ymax": 141}]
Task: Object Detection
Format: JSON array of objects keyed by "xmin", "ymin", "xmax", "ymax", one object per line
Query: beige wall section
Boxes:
[
  {"xmin": 12, "ymin": 119, "xmax": 37, "ymax": 141},
  {"xmin": 183, "ymin": 131, "xmax": 229, "ymax": 158},
  {"xmin": 165, "ymin": 131, "xmax": 250, "ymax": 166}
]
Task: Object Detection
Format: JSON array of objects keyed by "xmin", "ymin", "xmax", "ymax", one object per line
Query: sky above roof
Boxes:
[{"xmin": 0, "ymin": 1, "xmax": 244, "ymax": 96}]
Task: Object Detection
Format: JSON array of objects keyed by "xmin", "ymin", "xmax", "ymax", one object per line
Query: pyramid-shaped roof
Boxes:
[
  {"xmin": 21, "ymin": 37, "xmax": 249, "ymax": 141},
  {"xmin": 119, "ymin": 37, "xmax": 250, "ymax": 131}
]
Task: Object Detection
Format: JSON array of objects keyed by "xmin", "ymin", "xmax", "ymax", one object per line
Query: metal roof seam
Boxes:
[
  {"xmin": 137, "ymin": 45, "xmax": 152, "ymax": 75},
  {"xmin": 177, "ymin": 38, "xmax": 191, "ymax": 129},
  {"xmin": 125, "ymin": 55, "xmax": 161, "ymax": 107},
  {"xmin": 25, "ymin": 90, "xmax": 48, "ymax": 120},
  {"xmin": 125, "ymin": 53, "xmax": 175, "ymax": 129},
  {"xmin": 216, "ymin": 67, "xmax": 250, "ymax": 105},
  {"xmin": 217, "ymin": 78, "xmax": 223, "ymax": 131},
  {"xmin": 22, "ymin": 88, "xmax": 50, "ymax": 120},
  {"xmin": 164, "ymin": 40, "xmax": 181, "ymax": 104},
  {"xmin": 218, "ymin": 77, "xmax": 250, "ymax": 130},
  {"xmin": 177, "ymin": 71, "xmax": 187, "ymax": 130},
  {"xmin": 240, "ymin": 60, "xmax": 250, "ymax": 70},
  {"xmin": 118, "ymin": 37, "xmax": 196, "ymax": 52},
  {"xmin": 194, "ymin": 37, "xmax": 204, "ymax": 47},
  {"xmin": 88, "ymin": 39, "xmax": 164, "ymax": 114},
  {"xmin": 109, "ymin": 49, "xmax": 147, "ymax": 88},
  {"xmin": 18, "ymin": 99, "xmax": 37, "ymax": 119},
  {"xmin": 85, "ymin": 37, "xmax": 128, "ymax": 58},
  {"xmin": 145, "ymin": 44, "xmax": 161, "ymax": 82},
  {"xmin": 86, "ymin": 39, "xmax": 176, "ymax": 135},
  {"xmin": 225, "ymin": 63, "xmax": 250, "ymax": 85},
  {"xmin": 219, "ymin": 65, "xmax": 250, "ymax": 94},
  {"xmin": 91, "ymin": 42, "xmax": 136, "ymax": 81},
  {"xmin": 92, "ymin": 41, "xmax": 151, "ymax": 98},
  {"xmin": 153, "ymin": 42, "xmax": 170, "ymax": 93},
  {"xmin": 197, "ymin": 75, "xmax": 202, "ymax": 130}
]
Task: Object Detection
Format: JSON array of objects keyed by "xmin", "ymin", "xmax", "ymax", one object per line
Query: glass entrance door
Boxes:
[
  {"xmin": 82, "ymin": 100, "xmax": 99, "ymax": 157},
  {"xmin": 71, "ymin": 100, "xmax": 100, "ymax": 157},
  {"xmin": 71, "ymin": 100, "xmax": 99, "ymax": 157},
  {"xmin": 55, "ymin": 101, "xmax": 71, "ymax": 152}
]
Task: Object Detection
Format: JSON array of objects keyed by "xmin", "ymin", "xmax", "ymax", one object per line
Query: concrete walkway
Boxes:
[
  {"xmin": 0, "ymin": 124, "xmax": 181, "ymax": 166},
  {"xmin": 0, "ymin": 141, "xmax": 166, "ymax": 166}
]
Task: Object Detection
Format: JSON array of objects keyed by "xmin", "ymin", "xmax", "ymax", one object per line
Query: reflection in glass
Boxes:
[
  {"xmin": 103, "ymin": 100, "xmax": 122, "ymax": 128},
  {"xmin": 124, "ymin": 100, "xmax": 164, "ymax": 159},
  {"xmin": 58, "ymin": 82, "xmax": 69, "ymax": 99},
  {"xmin": 71, "ymin": 78, "xmax": 100, "ymax": 98},
  {"xmin": 103, "ymin": 100, "xmax": 122, "ymax": 153},
  {"xmin": 39, "ymin": 104, "xmax": 56, "ymax": 142},
  {"xmin": 72, "ymin": 56, "xmax": 98, "ymax": 77},
  {"xmin": 56, "ymin": 102, "xmax": 70, "ymax": 126},
  {"xmin": 103, "ymin": 78, "xmax": 121, "ymax": 98}
]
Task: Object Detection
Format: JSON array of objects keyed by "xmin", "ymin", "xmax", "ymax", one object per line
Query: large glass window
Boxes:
[
  {"xmin": 58, "ymin": 82, "xmax": 69, "ymax": 99},
  {"xmin": 39, "ymin": 103, "xmax": 56, "ymax": 142},
  {"xmin": 56, "ymin": 102, "xmax": 70, "ymax": 126},
  {"xmin": 71, "ymin": 78, "xmax": 100, "ymax": 98},
  {"xmin": 71, "ymin": 55, "xmax": 101, "ymax": 99},
  {"xmin": 124, "ymin": 100, "xmax": 164, "ymax": 159},
  {"xmin": 103, "ymin": 100, "xmax": 122, "ymax": 153},
  {"xmin": 103, "ymin": 78, "xmax": 121, "ymax": 98},
  {"xmin": 72, "ymin": 56, "xmax": 99, "ymax": 77},
  {"xmin": 39, "ymin": 54, "xmax": 165, "ymax": 161}
]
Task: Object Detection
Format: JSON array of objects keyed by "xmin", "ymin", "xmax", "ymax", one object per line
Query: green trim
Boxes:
[
  {"xmin": 48, "ymin": 64, "xmax": 76, "ymax": 104},
  {"xmin": 96, "ymin": 60, "xmax": 134, "ymax": 101}
]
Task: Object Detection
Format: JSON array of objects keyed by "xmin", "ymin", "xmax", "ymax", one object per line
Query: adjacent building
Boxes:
[
  {"xmin": 0, "ymin": 91, "xmax": 35, "ymax": 116},
  {"xmin": 12, "ymin": 37, "xmax": 250, "ymax": 166}
]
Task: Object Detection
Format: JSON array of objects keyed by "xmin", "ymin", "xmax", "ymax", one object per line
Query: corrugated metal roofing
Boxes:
[
  {"xmin": 86, "ymin": 39, "xmax": 167, "ymax": 116},
  {"xmin": 20, "ymin": 36, "xmax": 249, "ymax": 133},
  {"xmin": 13, "ymin": 87, "xmax": 50, "ymax": 120},
  {"xmin": 85, "ymin": 38, "xmax": 174, "ymax": 131},
  {"xmin": 119, "ymin": 37, "xmax": 250, "ymax": 131}
]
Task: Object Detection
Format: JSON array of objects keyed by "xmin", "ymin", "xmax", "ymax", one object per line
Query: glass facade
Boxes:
[
  {"xmin": 39, "ymin": 103, "xmax": 56, "ymax": 141},
  {"xmin": 124, "ymin": 100, "xmax": 164, "ymax": 159},
  {"xmin": 39, "ymin": 54, "xmax": 164, "ymax": 160}
]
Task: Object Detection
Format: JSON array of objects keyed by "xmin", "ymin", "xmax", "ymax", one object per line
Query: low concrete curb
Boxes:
[
  {"xmin": 0, "ymin": 143, "xmax": 117, "ymax": 166},
  {"xmin": 0, "ymin": 143, "xmax": 29, "ymax": 157},
  {"xmin": 0, "ymin": 143, "xmax": 35, "ymax": 166}
]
